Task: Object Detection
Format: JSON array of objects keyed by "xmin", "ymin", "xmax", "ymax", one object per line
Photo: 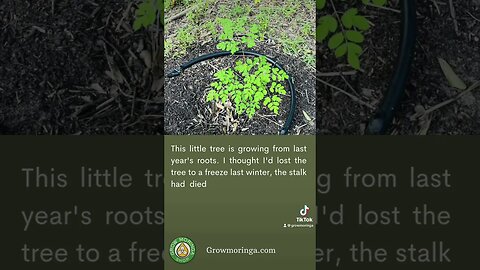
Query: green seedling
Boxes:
[
  {"xmin": 208, "ymin": 17, "xmax": 288, "ymax": 119},
  {"xmin": 216, "ymin": 18, "xmax": 260, "ymax": 54},
  {"xmin": 317, "ymin": 0, "xmax": 387, "ymax": 69},
  {"xmin": 206, "ymin": 56, "xmax": 288, "ymax": 118}
]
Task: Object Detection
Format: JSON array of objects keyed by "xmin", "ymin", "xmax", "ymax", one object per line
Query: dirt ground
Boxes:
[
  {"xmin": 4, "ymin": 1, "xmax": 476, "ymax": 135},
  {"xmin": 164, "ymin": 42, "xmax": 316, "ymax": 135},
  {"xmin": 318, "ymin": 0, "xmax": 480, "ymax": 135},
  {"xmin": 0, "ymin": 0, "xmax": 163, "ymax": 135}
]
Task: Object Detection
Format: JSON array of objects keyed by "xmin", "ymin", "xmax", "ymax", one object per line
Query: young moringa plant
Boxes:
[
  {"xmin": 216, "ymin": 18, "xmax": 260, "ymax": 54},
  {"xmin": 206, "ymin": 18, "xmax": 288, "ymax": 119},
  {"xmin": 317, "ymin": 0, "xmax": 387, "ymax": 69}
]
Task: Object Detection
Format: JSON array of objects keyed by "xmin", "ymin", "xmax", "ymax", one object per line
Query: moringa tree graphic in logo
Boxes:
[{"xmin": 170, "ymin": 237, "xmax": 196, "ymax": 264}]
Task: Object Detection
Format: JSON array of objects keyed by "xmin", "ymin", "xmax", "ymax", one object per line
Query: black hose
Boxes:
[
  {"xmin": 366, "ymin": 0, "xmax": 416, "ymax": 134},
  {"xmin": 167, "ymin": 50, "xmax": 296, "ymax": 135}
]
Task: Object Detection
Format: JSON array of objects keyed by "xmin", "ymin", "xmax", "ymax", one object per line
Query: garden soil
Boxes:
[
  {"xmin": 0, "ymin": 0, "xmax": 163, "ymax": 135},
  {"xmin": 3, "ymin": 1, "xmax": 479, "ymax": 135},
  {"xmin": 164, "ymin": 42, "xmax": 316, "ymax": 135}
]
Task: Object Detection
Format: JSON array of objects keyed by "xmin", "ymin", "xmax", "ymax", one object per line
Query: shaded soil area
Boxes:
[
  {"xmin": 165, "ymin": 42, "xmax": 315, "ymax": 135},
  {"xmin": 0, "ymin": 0, "xmax": 163, "ymax": 134},
  {"xmin": 318, "ymin": 1, "xmax": 480, "ymax": 135}
]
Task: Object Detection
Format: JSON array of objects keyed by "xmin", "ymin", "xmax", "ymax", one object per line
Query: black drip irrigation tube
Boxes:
[
  {"xmin": 167, "ymin": 51, "xmax": 296, "ymax": 135},
  {"xmin": 366, "ymin": 0, "xmax": 417, "ymax": 134}
]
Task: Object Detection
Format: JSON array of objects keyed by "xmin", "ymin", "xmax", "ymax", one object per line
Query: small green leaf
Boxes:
[
  {"xmin": 317, "ymin": 0, "xmax": 326, "ymax": 10},
  {"xmin": 352, "ymin": 15, "xmax": 370, "ymax": 31},
  {"xmin": 328, "ymin": 32, "xmax": 344, "ymax": 49},
  {"xmin": 316, "ymin": 15, "xmax": 338, "ymax": 42},
  {"xmin": 335, "ymin": 43, "xmax": 348, "ymax": 57},
  {"xmin": 345, "ymin": 30, "xmax": 364, "ymax": 43},
  {"xmin": 342, "ymin": 8, "xmax": 358, "ymax": 29},
  {"xmin": 217, "ymin": 42, "xmax": 226, "ymax": 50},
  {"xmin": 347, "ymin": 43, "xmax": 362, "ymax": 69}
]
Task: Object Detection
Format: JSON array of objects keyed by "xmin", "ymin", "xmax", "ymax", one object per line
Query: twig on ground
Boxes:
[
  {"xmin": 366, "ymin": 3, "xmax": 400, "ymax": 13},
  {"xmin": 430, "ymin": 0, "xmax": 441, "ymax": 15},
  {"xmin": 165, "ymin": 6, "xmax": 195, "ymax": 24},
  {"xmin": 102, "ymin": 41, "xmax": 160, "ymax": 105},
  {"xmin": 317, "ymin": 77, "xmax": 376, "ymax": 109},
  {"xmin": 466, "ymin": 10, "xmax": 480, "ymax": 23},
  {"xmin": 317, "ymin": 71, "xmax": 357, "ymax": 77},
  {"xmin": 257, "ymin": 114, "xmax": 282, "ymax": 127},
  {"xmin": 116, "ymin": 1, "xmax": 134, "ymax": 31},
  {"xmin": 448, "ymin": 0, "xmax": 460, "ymax": 35},
  {"xmin": 413, "ymin": 81, "xmax": 480, "ymax": 119},
  {"xmin": 340, "ymin": 74, "xmax": 361, "ymax": 96}
]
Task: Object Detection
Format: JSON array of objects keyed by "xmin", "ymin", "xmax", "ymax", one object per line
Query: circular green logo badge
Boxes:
[{"xmin": 169, "ymin": 237, "xmax": 196, "ymax": 264}]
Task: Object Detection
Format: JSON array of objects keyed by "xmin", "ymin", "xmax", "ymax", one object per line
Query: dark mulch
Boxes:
[
  {"xmin": 318, "ymin": 1, "xmax": 480, "ymax": 135},
  {"xmin": 0, "ymin": 0, "xmax": 163, "ymax": 135},
  {"xmin": 165, "ymin": 42, "xmax": 316, "ymax": 135}
]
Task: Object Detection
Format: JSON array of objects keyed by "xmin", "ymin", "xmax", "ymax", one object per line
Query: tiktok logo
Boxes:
[{"xmin": 300, "ymin": 205, "xmax": 310, "ymax": 216}]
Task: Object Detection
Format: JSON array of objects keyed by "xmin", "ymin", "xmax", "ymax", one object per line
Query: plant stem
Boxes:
[{"xmin": 329, "ymin": 0, "xmax": 347, "ymax": 44}]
